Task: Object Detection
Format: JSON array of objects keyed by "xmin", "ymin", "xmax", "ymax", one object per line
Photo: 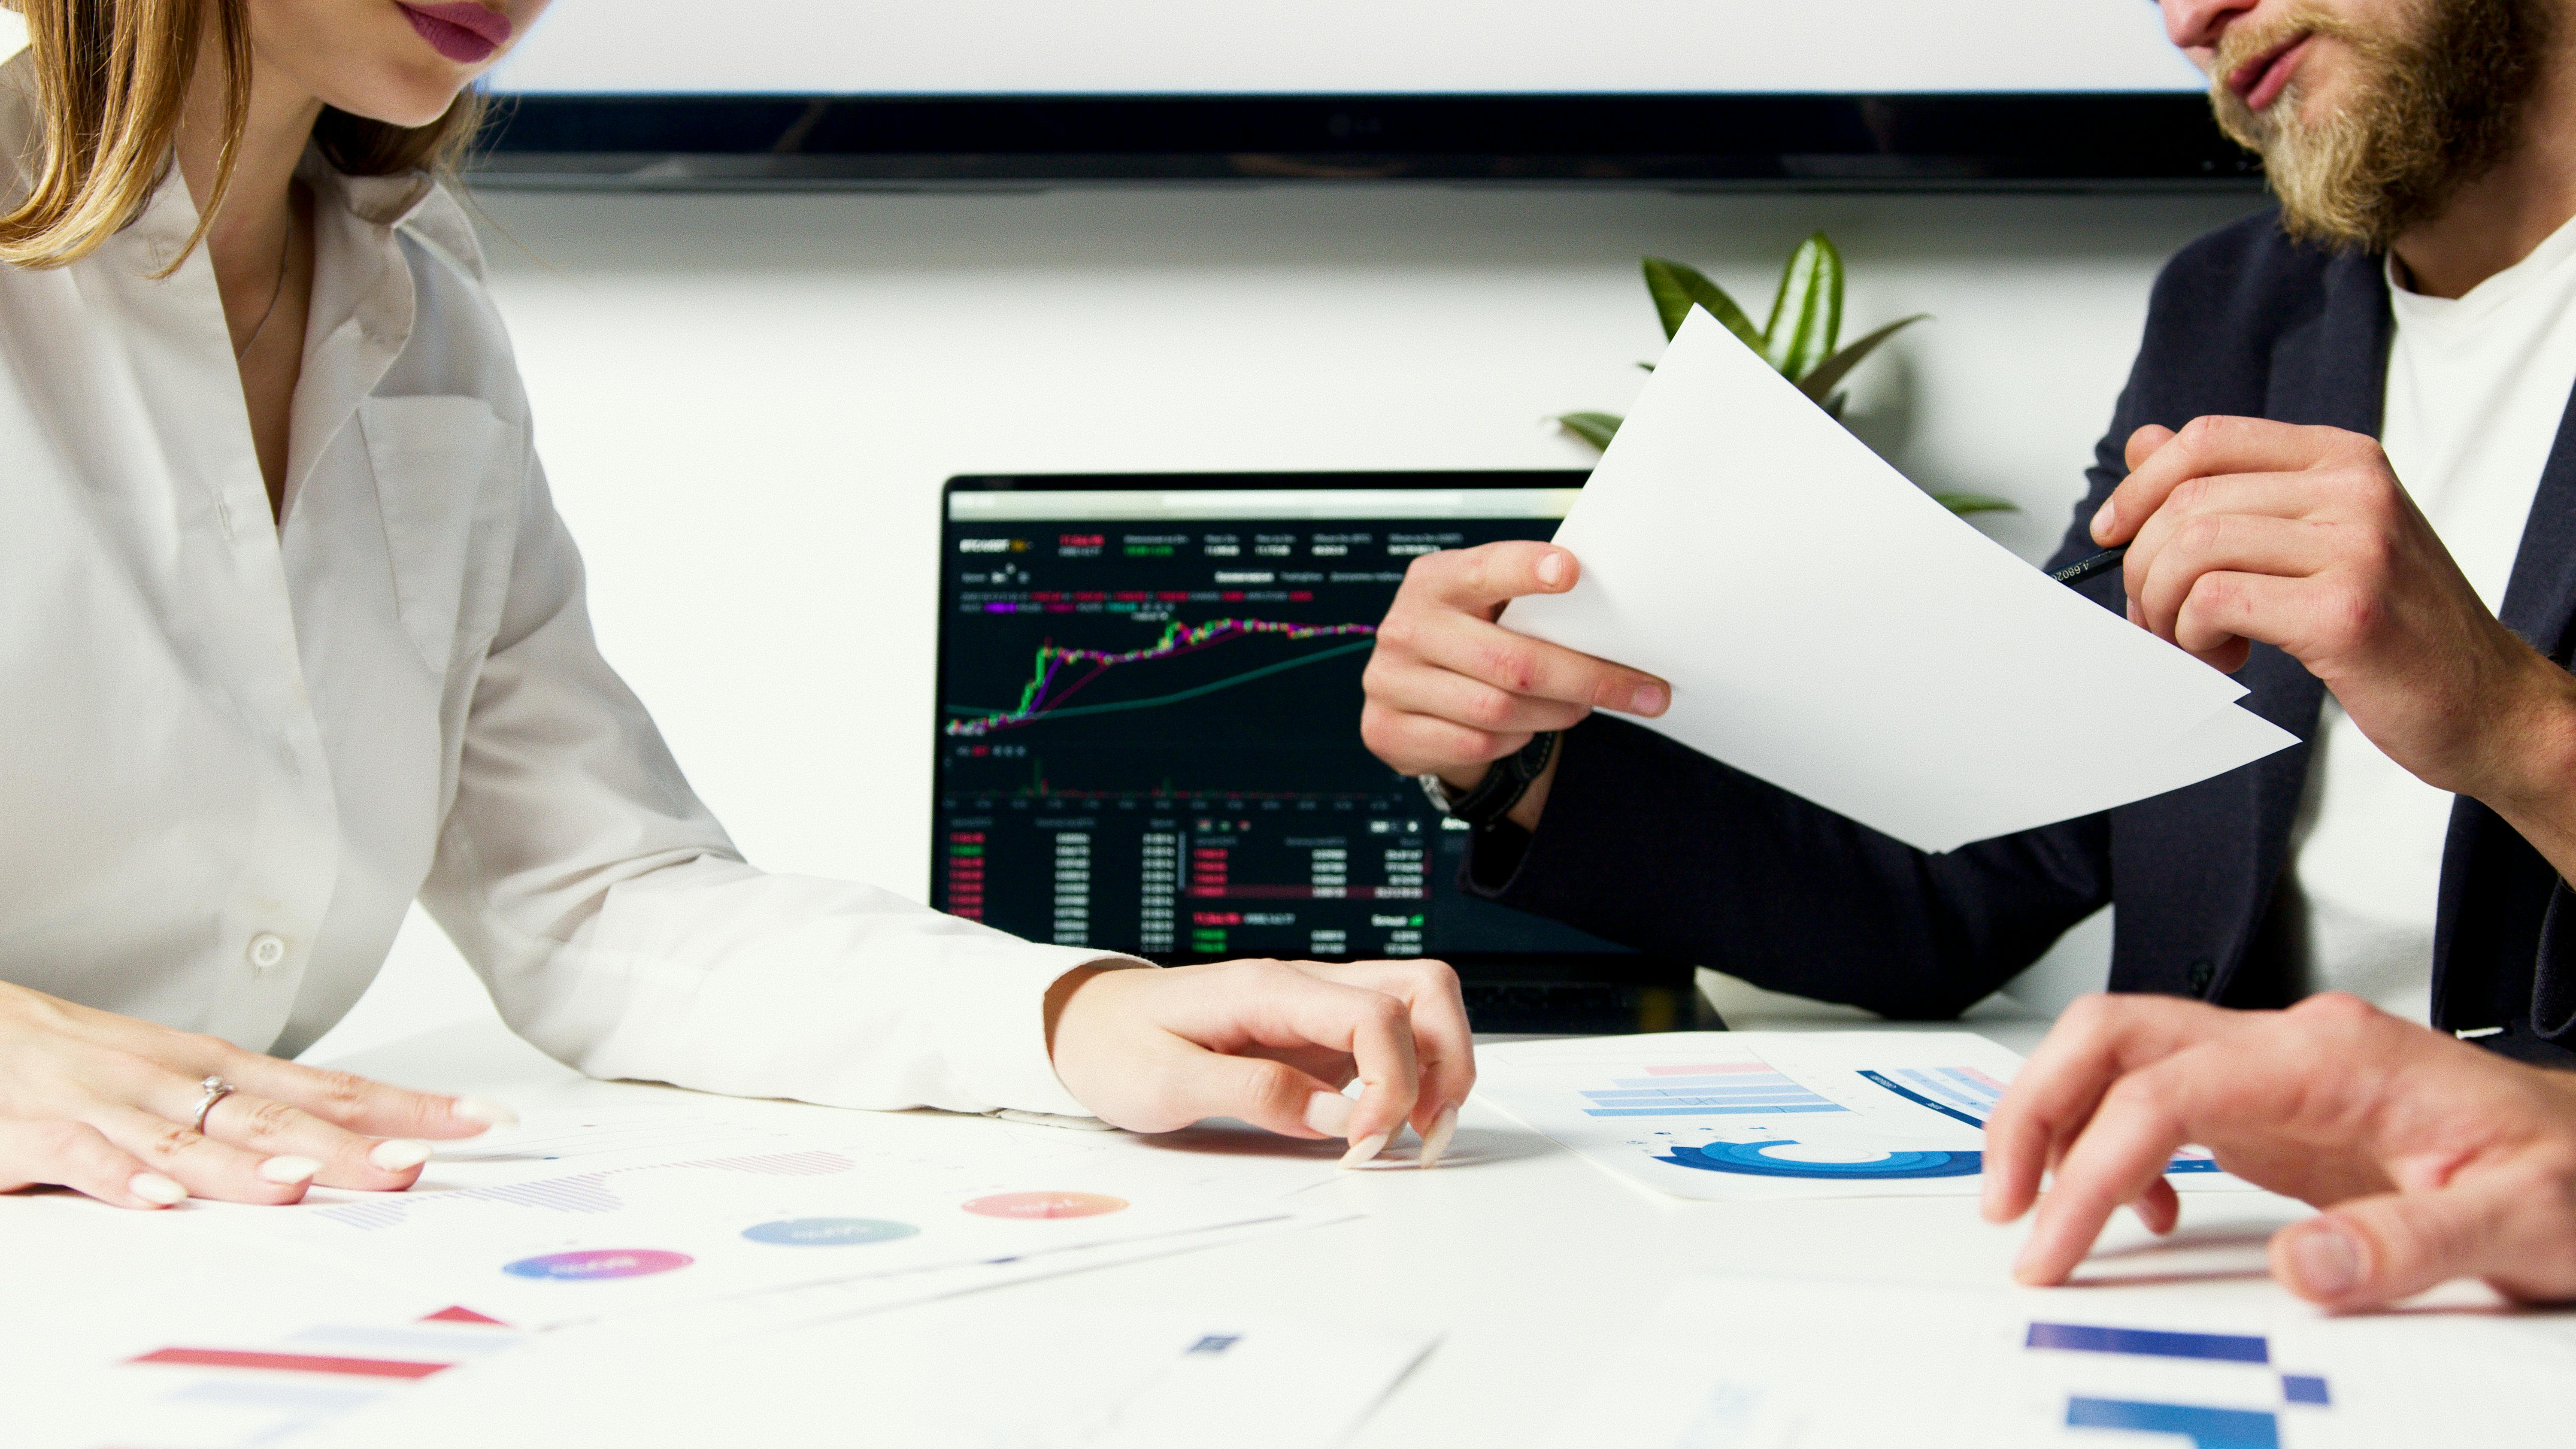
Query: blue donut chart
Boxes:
[{"xmin": 1655, "ymin": 1140, "xmax": 1984, "ymax": 1179}]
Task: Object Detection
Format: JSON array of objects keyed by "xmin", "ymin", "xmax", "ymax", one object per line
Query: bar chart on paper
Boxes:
[
  {"xmin": 1478, "ymin": 1033, "xmax": 2246, "ymax": 1199},
  {"xmin": 1551, "ymin": 1274, "xmax": 2576, "ymax": 1449}
]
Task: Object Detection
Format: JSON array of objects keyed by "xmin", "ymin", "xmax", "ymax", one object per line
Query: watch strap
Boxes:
[{"xmin": 1425, "ymin": 731, "xmax": 1558, "ymax": 831}]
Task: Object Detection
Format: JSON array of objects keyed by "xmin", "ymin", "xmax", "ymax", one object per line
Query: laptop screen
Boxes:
[{"xmin": 931, "ymin": 473, "xmax": 1656, "ymax": 977}]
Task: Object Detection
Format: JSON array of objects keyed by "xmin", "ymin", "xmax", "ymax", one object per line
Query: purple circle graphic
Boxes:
[{"xmin": 503, "ymin": 1248, "xmax": 694, "ymax": 1281}]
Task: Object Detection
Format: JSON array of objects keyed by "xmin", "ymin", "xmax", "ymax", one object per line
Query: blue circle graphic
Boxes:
[
  {"xmin": 1656, "ymin": 1141, "xmax": 1983, "ymax": 1179},
  {"xmin": 740, "ymin": 1217, "xmax": 921, "ymax": 1247}
]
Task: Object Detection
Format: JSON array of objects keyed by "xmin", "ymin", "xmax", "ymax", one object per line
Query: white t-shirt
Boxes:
[{"xmin": 2287, "ymin": 212, "xmax": 2576, "ymax": 1021}]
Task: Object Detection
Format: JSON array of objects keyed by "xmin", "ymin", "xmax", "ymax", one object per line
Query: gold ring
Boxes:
[{"xmin": 191, "ymin": 1075, "xmax": 236, "ymax": 1134}]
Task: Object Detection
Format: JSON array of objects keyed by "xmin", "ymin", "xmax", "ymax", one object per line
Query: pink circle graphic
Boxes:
[
  {"xmin": 503, "ymin": 1248, "xmax": 694, "ymax": 1281},
  {"xmin": 961, "ymin": 1191, "xmax": 1130, "ymax": 1220}
]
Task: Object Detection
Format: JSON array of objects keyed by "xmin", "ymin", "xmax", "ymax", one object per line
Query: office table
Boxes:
[{"xmin": 11, "ymin": 1012, "xmax": 2549, "ymax": 1447}]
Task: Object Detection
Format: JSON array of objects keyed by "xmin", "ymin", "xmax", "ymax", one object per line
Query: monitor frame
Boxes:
[
  {"xmin": 470, "ymin": 92, "xmax": 2263, "ymax": 190},
  {"xmin": 929, "ymin": 469, "xmax": 1695, "ymax": 988}
]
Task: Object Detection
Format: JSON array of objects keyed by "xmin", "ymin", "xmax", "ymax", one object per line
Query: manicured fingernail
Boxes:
[
  {"xmin": 1536, "ymin": 551, "xmax": 1567, "ymax": 587},
  {"xmin": 368, "ymin": 1139, "xmax": 432, "ymax": 1171},
  {"xmin": 1340, "ymin": 1131, "xmax": 1390, "ymax": 1169},
  {"xmin": 2286, "ymin": 1223, "xmax": 2361, "ymax": 1297},
  {"xmin": 2090, "ymin": 497, "xmax": 2116, "ymax": 543},
  {"xmin": 258, "ymin": 1156, "xmax": 321, "ymax": 1185},
  {"xmin": 1631, "ymin": 682, "xmax": 1668, "ymax": 715},
  {"xmin": 1303, "ymin": 1091, "xmax": 1355, "ymax": 1138},
  {"xmin": 1419, "ymin": 1104, "xmax": 1459, "ymax": 1170},
  {"xmin": 128, "ymin": 1172, "xmax": 187, "ymax": 1206},
  {"xmin": 450, "ymin": 1097, "xmax": 519, "ymax": 1129}
]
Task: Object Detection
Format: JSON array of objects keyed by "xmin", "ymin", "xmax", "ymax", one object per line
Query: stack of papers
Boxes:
[
  {"xmin": 1502, "ymin": 307, "xmax": 2297, "ymax": 852},
  {"xmin": 1476, "ymin": 1031, "xmax": 2250, "ymax": 1200}
]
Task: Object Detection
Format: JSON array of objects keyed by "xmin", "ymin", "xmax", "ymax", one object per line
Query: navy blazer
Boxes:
[{"xmin": 1473, "ymin": 209, "xmax": 2576, "ymax": 1068}]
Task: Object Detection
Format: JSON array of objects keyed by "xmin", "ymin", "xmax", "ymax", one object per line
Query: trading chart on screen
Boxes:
[{"xmin": 932, "ymin": 482, "xmax": 1630, "ymax": 964}]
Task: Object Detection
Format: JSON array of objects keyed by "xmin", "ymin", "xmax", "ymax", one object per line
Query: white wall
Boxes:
[{"xmin": 303, "ymin": 182, "xmax": 2267, "ymax": 1059}]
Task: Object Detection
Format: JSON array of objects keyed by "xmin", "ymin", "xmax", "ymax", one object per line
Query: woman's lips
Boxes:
[
  {"xmin": 396, "ymin": 2, "xmax": 512, "ymax": 64},
  {"xmin": 2231, "ymin": 33, "xmax": 2313, "ymax": 113}
]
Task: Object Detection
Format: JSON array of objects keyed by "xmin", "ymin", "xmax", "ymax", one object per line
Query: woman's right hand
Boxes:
[
  {"xmin": 0, "ymin": 981, "xmax": 513, "ymax": 1209},
  {"xmin": 1359, "ymin": 542, "xmax": 1670, "ymax": 831}
]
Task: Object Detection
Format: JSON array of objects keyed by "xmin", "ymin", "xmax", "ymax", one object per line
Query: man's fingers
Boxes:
[
  {"xmin": 2012, "ymin": 1057, "xmax": 2205, "ymax": 1285},
  {"xmin": 2121, "ymin": 422, "xmax": 2177, "ymax": 473},
  {"xmin": 2096, "ymin": 416, "xmax": 2349, "ymax": 546},
  {"xmin": 0, "ymin": 1119, "xmax": 178, "ymax": 1209},
  {"xmin": 1358, "ymin": 698, "xmax": 1521, "ymax": 779},
  {"xmin": 91, "ymin": 1105, "xmax": 319, "ymax": 1205},
  {"xmin": 1411, "ymin": 540, "xmax": 1582, "ymax": 612},
  {"xmin": 192, "ymin": 1091, "xmax": 431, "ymax": 1192},
  {"xmin": 1982, "ymin": 994, "xmax": 2226, "ymax": 1225},
  {"xmin": 2128, "ymin": 513, "xmax": 2338, "ymax": 645},
  {"xmin": 217, "ymin": 1055, "xmax": 506, "ymax": 1141},
  {"xmin": 1393, "ymin": 612, "xmax": 1668, "ymax": 717},
  {"xmin": 2276, "ymin": 1170, "xmax": 2576, "ymax": 1310},
  {"xmin": 2168, "ymin": 569, "xmax": 2315, "ymax": 662},
  {"xmin": 1362, "ymin": 657, "xmax": 1597, "ymax": 740}
]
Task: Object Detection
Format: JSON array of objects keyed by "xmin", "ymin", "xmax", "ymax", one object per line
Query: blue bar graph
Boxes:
[
  {"xmin": 2065, "ymin": 1398, "xmax": 2279, "ymax": 1449},
  {"xmin": 2281, "ymin": 1374, "xmax": 2331, "ymax": 1405},
  {"xmin": 2026, "ymin": 1323, "xmax": 2270, "ymax": 1363},
  {"xmin": 1578, "ymin": 1069, "xmax": 1845, "ymax": 1118}
]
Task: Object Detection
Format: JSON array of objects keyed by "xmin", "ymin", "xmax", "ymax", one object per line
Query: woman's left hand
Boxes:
[{"xmin": 1045, "ymin": 958, "xmax": 1475, "ymax": 1167}]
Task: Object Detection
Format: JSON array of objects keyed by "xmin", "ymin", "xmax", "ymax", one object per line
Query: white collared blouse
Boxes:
[{"xmin": 0, "ymin": 61, "xmax": 1115, "ymax": 1116}]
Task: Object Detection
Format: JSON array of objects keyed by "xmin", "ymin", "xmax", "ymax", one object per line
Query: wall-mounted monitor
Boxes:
[{"xmin": 475, "ymin": 1, "xmax": 2259, "ymax": 188}]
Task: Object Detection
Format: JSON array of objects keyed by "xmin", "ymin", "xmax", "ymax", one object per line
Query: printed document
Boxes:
[{"xmin": 1501, "ymin": 308, "xmax": 2297, "ymax": 852}]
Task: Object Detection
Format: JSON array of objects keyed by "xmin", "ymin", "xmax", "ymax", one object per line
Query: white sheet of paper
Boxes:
[
  {"xmin": 1500, "ymin": 308, "xmax": 2297, "ymax": 852},
  {"xmin": 1549, "ymin": 1273, "xmax": 2576, "ymax": 1449},
  {"xmin": 181, "ymin": 1109, "xmax": 1331, "ymax": 1329},
  {"xmin": 1476, "ymin": 1032, "xmax": 2253, "ymax": 1201}
]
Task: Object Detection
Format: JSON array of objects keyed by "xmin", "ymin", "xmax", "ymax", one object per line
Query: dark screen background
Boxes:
[{"xmin": 931, "ymin": 483, "xmax": 1633, "ymax": 966}]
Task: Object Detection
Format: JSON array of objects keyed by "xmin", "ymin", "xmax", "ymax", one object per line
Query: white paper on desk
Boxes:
[
  {"xmin": 1476, "ymin": 1032, "xmax": 2254, "ymax": 1201},
  {"xmin": 1549, "ymin": 1273, "xmax": 2576, "ymax": 1449},
  {"xmin": 1500, "ymin": 308, "xmax": 2297, "ymax": 852},
  {"xmin": 185, "ymin": 1109, "xmax": 1319, "ymax": 1329}
]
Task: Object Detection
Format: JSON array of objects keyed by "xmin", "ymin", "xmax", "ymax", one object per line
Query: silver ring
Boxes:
[{"xmin": 191, "ymin": 1076, "xmax": 236, "ymax": 1134}]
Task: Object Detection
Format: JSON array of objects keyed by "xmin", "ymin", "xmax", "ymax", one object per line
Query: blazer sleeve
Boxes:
[{"xmin": 416, "ymin": 452, "xmax": 1139, "ymax": 1116}]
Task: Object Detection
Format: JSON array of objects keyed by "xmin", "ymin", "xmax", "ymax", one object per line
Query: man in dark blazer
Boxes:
[{"xmin": 1364, "ymin": 0, "xmax": 2576, "ymax": 1308}]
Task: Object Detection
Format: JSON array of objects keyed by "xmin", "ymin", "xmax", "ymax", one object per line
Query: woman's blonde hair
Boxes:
[{"xmin": 0, "ymin": 0, "xmax": 485, "ymax": 270}]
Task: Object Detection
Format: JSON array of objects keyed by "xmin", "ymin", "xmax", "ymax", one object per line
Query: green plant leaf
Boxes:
[
  {"xmin": 1554, "ymin": 411, "xmax": 1623, "ymax": 449},
  {"xmin": 1764, "ymin": 232, "xmax": 1844, "ymax": 378},
  {"xmin": 1931, "ymin": 491, "xmax": 2019, "ymax": 515},
  {"xmin": 1641, "ymin": 257, "xmax": 1763, "ymax": 351},
  {"xmin": 1795, "ymin": 313, "xmax": 1930, "ymax": 405}
]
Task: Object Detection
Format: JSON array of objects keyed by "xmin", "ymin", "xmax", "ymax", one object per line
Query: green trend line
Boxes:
[{"xmin": 946, "ymin": 640, "xmax": 1375, "ymax": 729}]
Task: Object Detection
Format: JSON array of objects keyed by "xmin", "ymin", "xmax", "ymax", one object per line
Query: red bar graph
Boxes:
[{"xmin": 129, "ymin": 1347, "xmax": 455, "ymax": 1380}]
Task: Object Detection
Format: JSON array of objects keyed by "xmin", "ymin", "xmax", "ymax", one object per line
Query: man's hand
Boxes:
[
  {"xmin": 1044, "ymin": 958, "xmax": 1474, "ymax": 1167},
  {"xmin": 1983, "ymin": 992, "xmax": 2576, "ymax": 1310},
  {"xmin": 1359, "ymin": 542, "xmax": 1670, "ymax": 831},
  {"xmin": 2095, "ymin": 417, "xmax": 2576, "ymax": 804}
]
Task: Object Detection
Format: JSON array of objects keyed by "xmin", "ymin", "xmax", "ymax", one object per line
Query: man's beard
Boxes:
[{"xmin": 2209, "ymin": 0, "xmax": 2551, "ymax": 250}]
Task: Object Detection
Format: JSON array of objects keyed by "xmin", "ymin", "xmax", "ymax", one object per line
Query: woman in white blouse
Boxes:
[{"xmin": 0, "ymin": 0, "xmax": 1470, "ymax": 1210}]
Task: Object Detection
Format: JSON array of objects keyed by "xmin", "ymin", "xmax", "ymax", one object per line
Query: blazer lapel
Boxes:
[{"xmin": 2431, "ymin": 346, "xmax": 2576, "ymax": 1021}]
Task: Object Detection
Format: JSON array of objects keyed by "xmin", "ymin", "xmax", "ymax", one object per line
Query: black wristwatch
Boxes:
[{"xmin": 1417, "ymin": 731, "xmax": 1559, "ymax": 831}]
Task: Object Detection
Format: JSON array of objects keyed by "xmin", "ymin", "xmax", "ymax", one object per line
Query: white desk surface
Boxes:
[{"xmin": 21, "ymin": 1012, "xmax": 2537, "ymax": 1447}]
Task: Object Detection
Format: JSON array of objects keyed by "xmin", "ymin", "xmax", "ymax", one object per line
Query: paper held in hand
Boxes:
[{"xmin": 1501, "ymin": 306, "xmax": 2296, "ymax": 853}]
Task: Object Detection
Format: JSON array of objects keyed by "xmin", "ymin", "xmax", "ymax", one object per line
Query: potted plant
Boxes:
[{"xmin": 1558, "ymin": 233, "xmax": 2015, "ymax": 517}]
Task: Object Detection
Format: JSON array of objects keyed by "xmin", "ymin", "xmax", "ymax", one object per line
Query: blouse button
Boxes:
[{"xmin": 246, "ymin": 933, "xmax": 288, "ymax": 971}]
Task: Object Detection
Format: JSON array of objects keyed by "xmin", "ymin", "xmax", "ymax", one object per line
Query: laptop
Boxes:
[{"xmin": 929, "ymin": 471, "xmax": 1717, "ymax": 1034}]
